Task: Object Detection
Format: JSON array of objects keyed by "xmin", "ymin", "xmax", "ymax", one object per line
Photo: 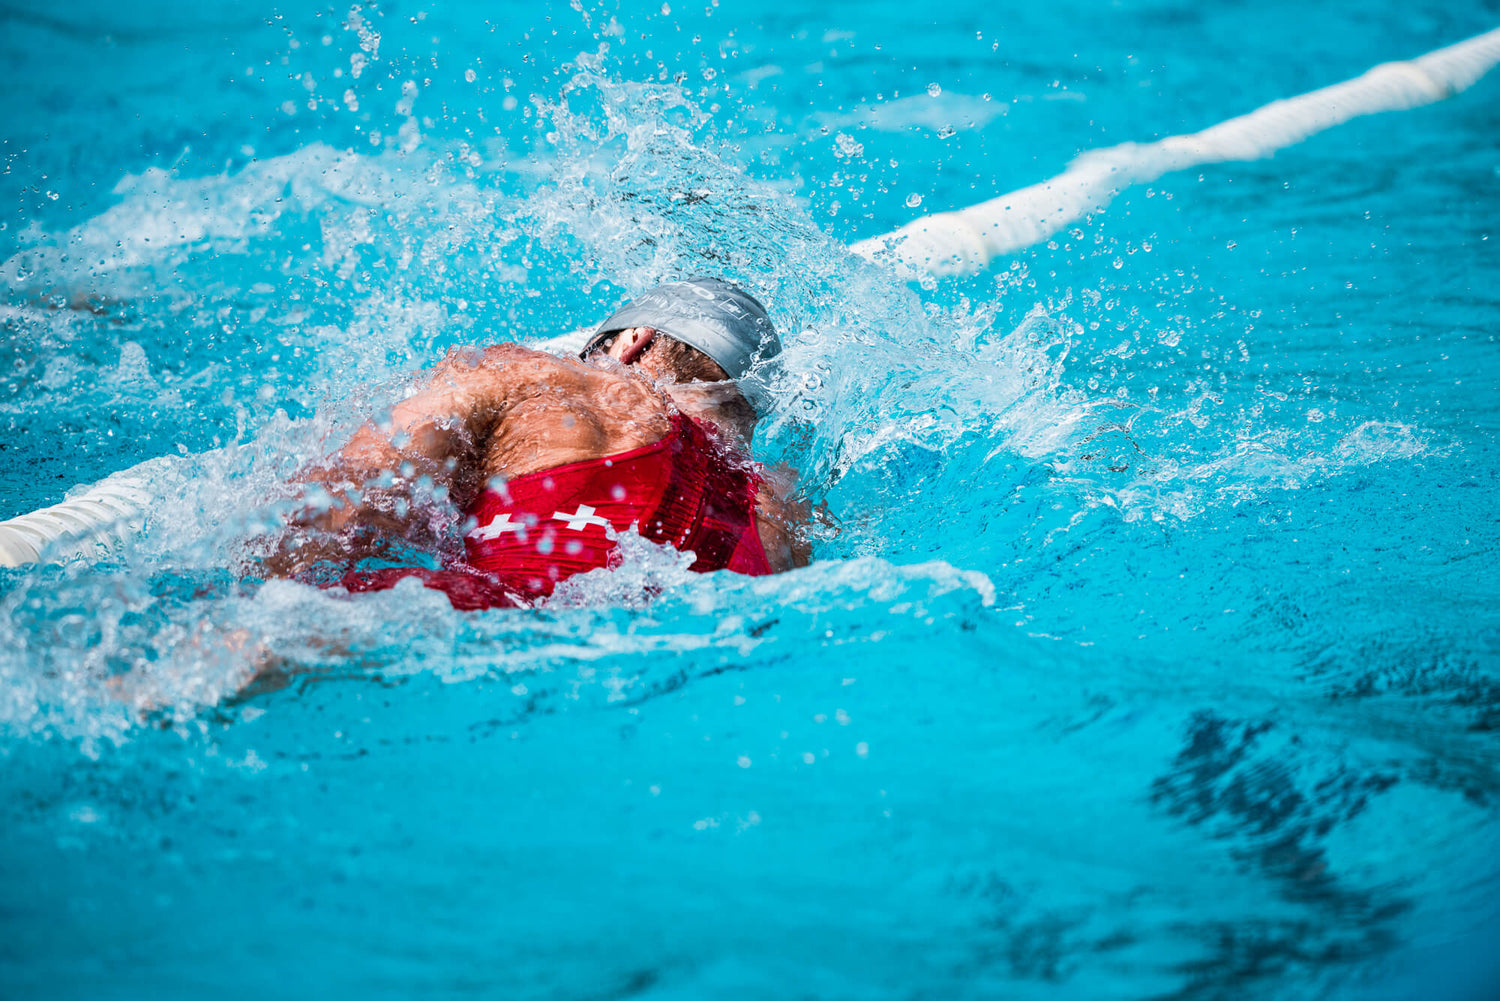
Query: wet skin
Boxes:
[{"xmin": 267, "ymin": 328, "xmax": 809, "ymax": 578}]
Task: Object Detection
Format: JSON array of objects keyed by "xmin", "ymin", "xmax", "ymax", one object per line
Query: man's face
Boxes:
[
  {"xmin": 586, "ymin": 326, "xmax": 756, "ymax": 435},
  {"xmin": 589, "ymin": 327, "xmax": 730, "ymax": 385}
]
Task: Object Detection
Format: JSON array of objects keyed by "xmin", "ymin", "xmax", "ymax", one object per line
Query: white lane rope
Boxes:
[
  {"xmin": 851, "ymin": 27, "xmax": 1500, "ymax": 278},
  {"xmin": 5, "ymin": 30, "xmax": 1498, "ymax": 567},
  {"xmin": 0, "ymin": 469, "xmax": 158, "ymax": 567}
]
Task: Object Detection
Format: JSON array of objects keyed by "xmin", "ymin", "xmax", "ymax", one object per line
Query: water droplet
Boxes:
[
  {"xmin": 464, "ymin": 68, "xmax": 476, "ymax": 83},
  {"xmin": 927, "ymin": 82, "xmax": 941, "ymax": 97},
  {"xmin": 660, "ymin": 2, "xmax": 671, "ymax": 13},
  {"xmin": 905, "ymin": 192, "xmax": 922, "ymax": 208}
]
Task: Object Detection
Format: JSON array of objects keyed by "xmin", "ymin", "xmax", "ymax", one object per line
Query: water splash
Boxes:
[{"xmin": 0, "ymin": 46, "xmax": 1439, "ymax": 747}]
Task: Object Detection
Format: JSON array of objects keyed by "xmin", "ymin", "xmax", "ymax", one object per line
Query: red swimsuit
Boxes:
[{"xmin": 340, "ymin": 414, "xmax": 772, "ymax": 610}]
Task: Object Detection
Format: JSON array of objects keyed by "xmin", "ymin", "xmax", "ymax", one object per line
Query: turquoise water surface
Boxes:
[{"xmin": 2, "ymin": 1, "xmax": 1499, "ymax": 998}]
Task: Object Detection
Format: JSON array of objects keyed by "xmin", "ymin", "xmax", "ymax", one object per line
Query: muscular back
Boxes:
[
  {"xmin": 475, "ymin": 350, "xmax": 673, "ymax": 485},
  {"xmin": 336, "ymin": 344, "xmax": 672, "ymax": 509}
]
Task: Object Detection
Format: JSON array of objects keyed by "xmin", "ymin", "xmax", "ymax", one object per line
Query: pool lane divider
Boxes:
[
  {"xmin": 851, "ymin": 26, "xmax": 1500, "ymax": 278},
  {"xmin": 5, "ymin": 29, "xmax": 1499, "ymax": 567},
  {"xmin": 0, "ymin": 472, "xmax": 157, "ymax": 567}
]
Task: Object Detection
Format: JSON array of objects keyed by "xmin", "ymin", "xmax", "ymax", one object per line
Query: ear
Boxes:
[{"xmin": 617, "ymin": 326, "xmax": 658, "ymax": 364}]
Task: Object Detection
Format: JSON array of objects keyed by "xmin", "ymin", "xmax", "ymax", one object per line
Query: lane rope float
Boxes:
[{"xmin": 0, "ymin": 465, "xmax": 161, "ymax": 568}]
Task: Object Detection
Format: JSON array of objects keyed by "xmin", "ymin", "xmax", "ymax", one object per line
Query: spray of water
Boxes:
[{"xmin": 0, "ymin": 43, "xmax": 1431, "ymax": 745}]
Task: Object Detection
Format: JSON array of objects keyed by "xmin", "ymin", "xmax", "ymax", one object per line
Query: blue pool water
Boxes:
[{"xmin": 3, "ymin": 1, "xmax": 1499, "ymax": 997}]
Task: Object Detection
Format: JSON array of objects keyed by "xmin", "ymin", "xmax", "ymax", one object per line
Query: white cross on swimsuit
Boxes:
[
  {"xmin": 469, "ymin": 512, "xmax": 523, "ymax": 541},
  {"xmin": 552, "ymin": 504, "xmax": 611, "ymax": 531}
]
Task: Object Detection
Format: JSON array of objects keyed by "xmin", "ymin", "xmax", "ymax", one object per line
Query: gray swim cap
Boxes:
[{"xmin": 584, "ymin": 277, "xmax": 782, "ymax": 403}]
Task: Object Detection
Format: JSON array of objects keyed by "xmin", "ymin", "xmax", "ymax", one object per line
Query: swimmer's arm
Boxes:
[
  {"xmin": 755, "ymin": 465, "xmax": 812, "ymax": 572},
  {"xmin": 264, "ymin": 345, "xmax": 533, "ymax": 576}
]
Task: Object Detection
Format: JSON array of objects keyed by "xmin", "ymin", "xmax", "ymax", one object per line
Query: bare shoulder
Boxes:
[
  {"xmin": 441, "ymin": 343, "xmax": 659, "ymax": 399},
  {"xmin": 349, "ymin": 343, "xmax": 580, "ymax": 468},
  {"xmin": 470, "ymin": 344, "xmax": 670, "ymax": 479},
  {"xmin": 408, "ymin": 344, "xmax": 649, "ymax": 422},
  {"xmin": 424, "ymin": 343, "xmax": 574, "ymax": 388}
]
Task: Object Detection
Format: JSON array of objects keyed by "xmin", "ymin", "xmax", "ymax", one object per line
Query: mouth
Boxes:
[
  {"xmin": 617, "ymin": 327, "xmax": 658, "ymax": 365},
  {"xmin": 583, "ymin": 327, "xmax": 659, "ymax": 367}
]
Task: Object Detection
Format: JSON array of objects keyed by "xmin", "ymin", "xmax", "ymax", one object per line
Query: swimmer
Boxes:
[{"xmin": 263, "ymin": 277, "xmax": 810, "ymax": 609}]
